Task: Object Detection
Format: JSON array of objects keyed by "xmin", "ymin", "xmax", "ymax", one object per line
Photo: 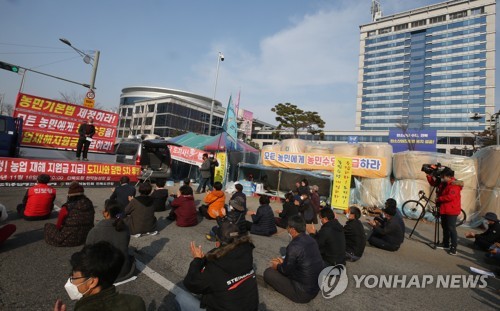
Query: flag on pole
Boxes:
[
  {"xmin": 222, "ymin": 95, "xmax": 238, "ymax": 141},
  {"xmin": 234, "ymin": 89, "xmax": 241, "ymax": 119}
]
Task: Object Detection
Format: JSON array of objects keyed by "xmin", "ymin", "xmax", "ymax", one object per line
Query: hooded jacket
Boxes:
[
  {"xmin": 183, "ymin": 238, "xmax": 259, "ymax": 311},
  {"xmin": 427, "ymin": 176, "xmax": 463, "ymax": 216},
  {"xmin": 124, "ymin": 195, "xmax": 156, "ymax": 234},
  {"xmin": 204, "ymin": 190, "xmax": 226, "ymax": 219},
  {"xmin": 310, "ymin": 219, "xmax": 346, "ymax": 266}
]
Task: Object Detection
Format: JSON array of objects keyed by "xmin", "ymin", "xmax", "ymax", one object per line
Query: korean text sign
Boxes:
[
  {"xmin": 14, "ymin": 93, "xmax": 118, "ymax": 152},
  {"xmin": 331, "ymin": 157, "xmax": 352, "ymax": 210}
]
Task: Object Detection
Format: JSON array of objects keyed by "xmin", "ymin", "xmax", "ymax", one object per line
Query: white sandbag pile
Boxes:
[
  {"xmin": 390, "ymin": 179, "xmax": 431, "ymax": 207},
  {"xmin": 358, "ymin": 143, "xmax": 393, "ymax": 177},
  {"xmin": 306, "ymin": 144, "xmax": 332, "ymax": 154},
  {"xmin": 262, "ymin": 144, "xmax": 281, "ymax": 152},
  {"xmin": 280, "ymin": 139, "xmax": 307, "ymax": 153},
  {"xmin": 472, "ymin": 146, "xmax": 500, "ymax": 218},
  {"xmin": 332, "ymin": 143, "xmax": 359, "ymax": 156}
]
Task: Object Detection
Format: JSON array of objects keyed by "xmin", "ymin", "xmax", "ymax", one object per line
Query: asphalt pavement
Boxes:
[{"xmin": 0, "ymin": 185, "xmax": 499, "ymax": 311}]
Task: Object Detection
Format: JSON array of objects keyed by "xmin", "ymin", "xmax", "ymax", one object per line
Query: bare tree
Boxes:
[{"xmin": 395, "ymin": 122, "xmax": 416, "ymax": 151}]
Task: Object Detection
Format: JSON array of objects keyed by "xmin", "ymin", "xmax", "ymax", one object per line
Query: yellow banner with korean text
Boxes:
[
  {"xmin": 331, "ymin": 157, "xmax": 352, "ymax": 210},
  {"xmin": 261, "ymin": 150, "xmax": 387, "ymax": 178},
  {"xmin": 213, "ymin": 152, "xmax": 227, "ymax": 184}
]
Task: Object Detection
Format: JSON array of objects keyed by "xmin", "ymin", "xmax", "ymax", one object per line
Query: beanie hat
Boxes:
[
  {"xmin": 68, "ymin": 181, "xmax": 84, "ymax": 197},
  {"xmin": 216, "ymin": 222, "xmax": 240, "ymax": 245},
  {"xmin": 229, "ymin": 196, "xmax": 245, "ymax": 212},
  {"xmin": 383, "ymin": 204, "xmax": 397, "ymax": 217}
]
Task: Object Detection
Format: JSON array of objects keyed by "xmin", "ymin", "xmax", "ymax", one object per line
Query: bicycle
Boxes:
[{"xmin": 402, "ymin": 190, "xmax": 467, "ymax": 227}]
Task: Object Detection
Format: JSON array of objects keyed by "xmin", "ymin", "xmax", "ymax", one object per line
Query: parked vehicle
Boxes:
[
  {"xmin": 115, "ymin": 138, "xmax": 174, "ymax": 182},
  {"xmin": 0, "ymin": 115, "xmax": 22, "ymax": 157}
]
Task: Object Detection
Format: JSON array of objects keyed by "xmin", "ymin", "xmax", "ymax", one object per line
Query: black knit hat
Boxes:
[
  {"xmin": 216, "ymin": 222, "xmax": 240, "ymax": 245},
  {"xmin": 68, "ymin": 181, "xmax": 84, "ymax": 197}
]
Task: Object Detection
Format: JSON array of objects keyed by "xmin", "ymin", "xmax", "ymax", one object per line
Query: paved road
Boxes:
[{"xmin": 1, "ymin": 185, "xmax": 499, "ymax": 311}]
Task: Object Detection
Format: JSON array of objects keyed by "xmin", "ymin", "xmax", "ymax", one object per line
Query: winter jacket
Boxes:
[
  {"xmin": 277, "ymin": 201, "xmax": 299, "ymax": 228},
  {"xmin": 200, "ymin": 158, "xmax": 212, "ymax": 179},
  {"xmin": 427, "ymin": 176, "xmax": 463, "ymax": 216},
  {"xmin": 344, "ymin": 218, "xmax": 366, "ymax": 258},
  {"xmin": 124, "ymin": 195, "xmax": 157, "ymax": 235},
  {"xmin": 310, "ymin": 219, "xmax": 346, "ymax": 266},
  {"xmin": 44, "ymin": 196, "xmax": 94, "ymax": 247},
  {"xmin": 278, "ymin": 233, "xmax": 324, "ymax": 296},
  {"xmin": 74, "ymin": 286, "xmax": 145, "ymax": 311},
  {"xmin": 171, "ymin": 195, "xmax": 198, "ymax": 227},
  {"xmin": 85, "ymin": 219, "xmax": 135, "ymax": 283},
  {"xmin": 203, "ymin": 190, "xmax": 226, "ymax": 219},
  {"xmin": 109, "ymin": 183, "xmax": 136, "ymax": 210},
  {"xmin": 298, "ymin": 198, "xmax": 315, "ymax": 223},
  {"xmin": 151, "ymin": 188, "xmax": 169, "ymax": 212},
  {"xmin": 23, "ymin": 183, "xmax": 56, "ymax": 217},
  {"xmin": 78, "ymin": 123, "xmax": 95, "ymax": 139},
  {"xmin": 183, "ymin": 238, "xmax": 259, "ymax": 311},
  {"xmin": 476, "ymin": 221, "xmax": 500, "ymax": 246},
  {"xmin": 230, "ymin": 191, "xmax": 247, "ymax": 210},
  {"xmin": 250, "ymin": 204, "xmax": 277, "ymax": 236},
  {"xmin": 371, "ymin": 217, "xmax": 404, "ymax": 248}
]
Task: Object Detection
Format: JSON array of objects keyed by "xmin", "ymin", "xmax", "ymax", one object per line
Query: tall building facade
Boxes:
[{"xmin": 356, "ymin": 0, "xmax": 496, "ymax": 132}]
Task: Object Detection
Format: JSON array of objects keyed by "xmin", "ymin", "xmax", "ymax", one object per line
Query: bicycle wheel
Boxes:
[
  {"xmin": 456, "ymin": 209, "xmax": 467, "ymax": 227},
  {"xmin": 402, "ymin": 200, "xmax": 425, "ymax": 220}
]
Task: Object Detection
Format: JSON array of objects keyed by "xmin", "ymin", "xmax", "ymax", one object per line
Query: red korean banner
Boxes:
[
  {"xmin": 168, "ymin": 145, "xmax": 205, "ymax": 166},
  {"xmin": 13, "ymin": 93, "xmax": 119, "ymax": 153},
  {"xmin": 0, "ymin": 157, "xmax": 141, "ymax": 186}
]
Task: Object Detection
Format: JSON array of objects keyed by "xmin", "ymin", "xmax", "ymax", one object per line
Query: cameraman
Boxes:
[{"xmin": 426, "ymin": 167, "xmax": 463, "ymax": 255}]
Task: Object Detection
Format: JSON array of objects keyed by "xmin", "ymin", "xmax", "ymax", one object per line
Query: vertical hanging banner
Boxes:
[
  {"xmin": 222, "ymin": 96, "xmax": 238, "ymax": 141},
  {"xmin": 213, "ymin": 152, "xmax": 227, "ymax": 184},
  {"xmin": 331, "ymin": 157, "xmax": 352, "ymax": 210},
  {"xmin": 13, "ymin": 93, "xmax": 118, "ymax": 153}
]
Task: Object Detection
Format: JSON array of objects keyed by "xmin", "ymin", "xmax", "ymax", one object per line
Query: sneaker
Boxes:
[
  {"xmin": 145, "ymin": 231, "xmax": 158, "ymax": 236},
  {"xmin": 82, "ymin": 158, "xmax": 89, "ymax": 161},
  {"xmin": 435, "ymin": 243, "xmax": 449, "ymax": 249},
  {"xmin": 206, "ymin": 234, "xmax": 215, "ymax": 242},
  {"xmin": 131, "ymin": 233, "xmax": 142, "ymax": 238},
  {"xmin": 449, "ymin": 247, "xmax": 457, "ymax": 255}
]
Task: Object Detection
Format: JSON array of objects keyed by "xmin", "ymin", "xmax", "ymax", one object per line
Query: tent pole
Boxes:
[{"xmin": 277, "ymin": 170, "xmax": 281, "ymax": 198}]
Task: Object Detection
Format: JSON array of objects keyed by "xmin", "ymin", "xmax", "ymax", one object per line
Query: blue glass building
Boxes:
[{"xmin": 357, "ymin": 0, "xmax": 496, "ymax": 132}]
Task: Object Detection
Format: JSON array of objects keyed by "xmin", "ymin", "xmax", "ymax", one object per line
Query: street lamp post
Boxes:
[
  {"xmin": 59, "ymin": 38, "xmax": 100, "ymax": 90},
  {"xmin": 470, "ymin": 110, "xmax": 500, "ymax": 145},
  {"xmin": 208, "ymin": 52, "xmax": 224, "ymax": 136}
]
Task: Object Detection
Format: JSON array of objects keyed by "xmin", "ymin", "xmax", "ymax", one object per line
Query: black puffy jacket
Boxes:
[
  {"xmin": 250, "ymin": 204, "xmax": 277, "ymax": 236},
  {"xmin": 278, "ymin": 233, "xmax": 324, "ymax": 295}
]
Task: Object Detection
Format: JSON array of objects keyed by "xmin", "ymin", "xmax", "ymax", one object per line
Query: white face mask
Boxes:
[
  {"xmin": 64, "ymin": 277, "xmax": 91, "ymax": 300},
  {"xmin": 287, "ymin": 232, "xmax": 293, "ymax": 241},
  {"xmin": 346, "ymin": 213, "xmax": 350, "ymax": 219}
]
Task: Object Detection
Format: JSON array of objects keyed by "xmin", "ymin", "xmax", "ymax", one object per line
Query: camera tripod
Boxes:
[{"xmin": 407, "ymin": 186, "xmax": 441, "ymax": 249}]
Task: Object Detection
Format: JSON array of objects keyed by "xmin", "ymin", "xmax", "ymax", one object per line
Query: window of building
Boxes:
[
  {"xmin": 135, "ymin": 106, "xmax": 142, "ymax": 113},
  {"xmin": 148, "ymin": 105, "xmax": 155, "ymax": 113},
  {"xmin": 449, "ymin": 137, "xmax": 461, "ymax": 144},
  {"xmin": 411, "ymin": 20, "xmax": 426, "ymax": 28},
  {"xmin": 367, "ymin": 30, "xmax": 376, "ymax": 37},
  {"xmin": 430, "ymin": 15, "xmax": 446, "ymax": 24},
  {"xmin": 378, "ymin": 27, "xmax": 392, "ymax": 35},
  {"xmin": 394, "ymin": 23, "xmax": 409, "ymax": 31},
  {"xmin": 145, "ymin": 117, "xmax": 153, "ymax": 125},
  {"xmin": 450, "ymin": 10, "xmax": 467, "ymax": 20},
  {"xmin": 471, "ymin": 7, "xmax": 484, "ymax": 15},
  {"xmin": 127, "ymin": 108, "xmax": 133, "ymax": 116}
]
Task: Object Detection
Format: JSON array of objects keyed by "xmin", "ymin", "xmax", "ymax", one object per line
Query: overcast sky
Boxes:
[{"xmin": 0, "ymin": 0, "xmax": 497, "ymax": 130}]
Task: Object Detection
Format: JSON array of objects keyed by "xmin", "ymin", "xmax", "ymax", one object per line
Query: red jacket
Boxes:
[
  {"xmin": 23, "ymin": 183, "xmax": 56, "ymax": 217},
  {"xmin": 171, "ymin": 195, "xmax": 198, "ymax": 227},
  {"xmin": 427, "ymin": 176, "xmax": 463, "ymax": 216}
]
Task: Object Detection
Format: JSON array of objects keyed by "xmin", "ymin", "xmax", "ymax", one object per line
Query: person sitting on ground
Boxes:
[
  {"xmin": 167, "ymin": 185, "xmax": 198, "ymax": 227},
  {"xmin": 206, "ymin": 195, "xmax": 248, "ymax": 242},
  {"xmin": 17, "ymin": 174, "xmax": 56, "ymax": 220},
  {"xmin": 465, "ymin": 213, "xmax": 500, "ymax": 251},
  {"xmin": 53, "ymin": 241, "xmax": 146, "ymax": 311},
  {"xmin": 307, "ymin": 208, "xmax": 346, "ymax": 266},
  {"xmin": 264, "ymin": 215, "xmax": 324, "ymax": 303},
  {"xmin": 198, "ymin": 181, "xmax": 226, "ymax": 220},
  {"xmin": 86, "ymin": 202, "xmax": 136, "ymax": 283},
  {"xmin": 310, "ymin": 185, "xmax": 321, "ymax": 224},
  {"xmin": 275, "ymin": 192, "xmax": 299, "ymax": 229},
  {"xmin": 0, "ymin": 203, "xmax": 16, "ymax": 246},
  {"xmin": 486, "ymin": 242, "xmax": 500, "ymax": 261},
  {"xmin": 344, "ymin": 206, "xmax": 366, "ymax": 262},
  {"xmin": 297, "ymin": 179, "xmax": 310, "ymax": 196},
  {"xmin": 181, "ymin": 222, "xmax": 258, "ymax": 311},
  {"xmin": 44, "ymin": 182, "xmax": 95, "ymax": 247},
  {"xmin": 370, "ymin": 198, "xmax": 405, "ymax": 238},
  {"xmin": 108, "ymin": 176, "xmax": 136, "ymax": 211},
  {"xmin": 296, "ymin": 192, "xmax": 315, "ymax": 230},
  {"xmin": 123, "ymin": 182, "xmax": 157, "ymax": 237},
  {"xmin": 367, "ymin": 203, "xmax": 404, "ymax": 252},
  {"xmin": 246, "ymin": 195, "xmax": 277, "ymax": 236},
  {"xmin": 150, "ymin": 179, "xmax": 169, "ymax": 212}
]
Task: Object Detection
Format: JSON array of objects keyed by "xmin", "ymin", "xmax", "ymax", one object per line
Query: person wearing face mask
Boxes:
[
  {"xmin": 264, "ymin": 215, "xmax": 324, "ymax": 304},
  {"xmin": 180, "ymin": 222, "xmax": 258, "ymax": 311},
  {"xmin": 343, "ymin": 206, "xmax": 366, "ymax": 262},
  {"xmin": 54, "ymin": 241, "xmax": 145, "ymax": 311},
  {"xmin": 465, "ymin": 213, "xmax": 500, "ymax": 251},
  {"xmin": 306, "ymin": 208, "xmax": 346, "ymax": 266}
]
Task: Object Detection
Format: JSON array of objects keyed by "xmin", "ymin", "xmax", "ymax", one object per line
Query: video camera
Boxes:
[{"xmin": 421, "ymin": 163, "xmax": 446, "ymax": 178}]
